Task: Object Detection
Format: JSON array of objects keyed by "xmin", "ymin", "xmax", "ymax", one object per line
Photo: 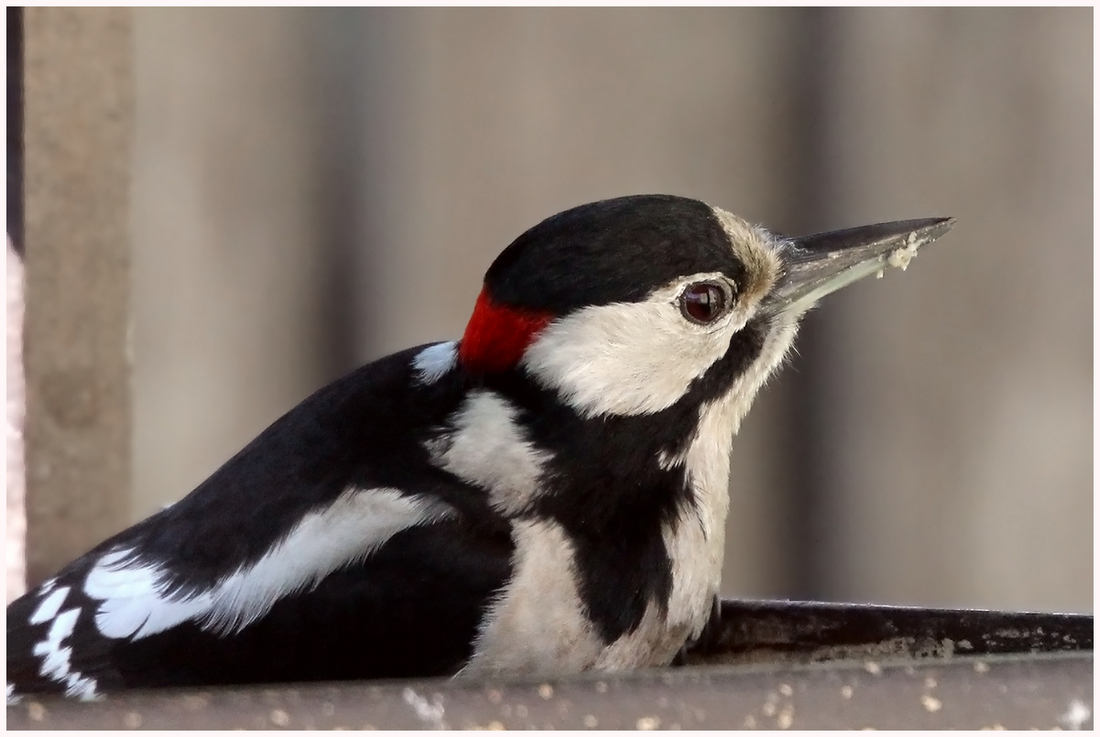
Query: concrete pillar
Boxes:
[{"xmin": 23, "ymin": 8, "xmax": 133, "ymax": 584}]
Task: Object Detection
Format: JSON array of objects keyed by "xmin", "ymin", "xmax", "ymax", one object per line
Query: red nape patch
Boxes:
[{"xmin": 459, "ymin": 288, "xmax": 554, "ymax": 375}]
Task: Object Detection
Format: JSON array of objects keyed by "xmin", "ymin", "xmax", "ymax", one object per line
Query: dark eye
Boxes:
[{"xmin": 680, "ymin": 282, "xmax": 729, "ymax": 324}]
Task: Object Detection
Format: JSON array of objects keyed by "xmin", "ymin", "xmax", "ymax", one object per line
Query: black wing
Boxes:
[{"xmin": 8, "ymin": 342, "xmax": 514, "ymax": 697}]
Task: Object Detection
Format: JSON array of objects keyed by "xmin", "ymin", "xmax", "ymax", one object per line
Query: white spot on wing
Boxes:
[
  {"xmin": 30, "ymin": 586, "xmax": 70, "ymax": 625},
  {"xmin": 430, "ymin": 391, "xmax": 551, "ymax": 515},
  {"xmin": 87, "ymin": 488, "xmax": 453, "ymax": 640},
  {"xmin": 62, "ymin": 672, "xmax": 99, "ymax": 700},
  {"xmin": 413, "ymin": 341, "xmax": 458, "ymax": 385},
  {"xmin": 34, "ymin": 608, "xmax": 79, "ymax": 667},
  {"xmin": 30, "ymin": 606, "xmax": 98, "ymax": 698}
]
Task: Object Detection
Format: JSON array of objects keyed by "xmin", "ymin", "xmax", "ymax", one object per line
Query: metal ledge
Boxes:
[
  {"xmin": 684, "ymin": 598, "xmax": 1093, "ymax": 665},
  {"xmin": 8, "ymin": 599, "xmax": 1093, "ymax": 729}
]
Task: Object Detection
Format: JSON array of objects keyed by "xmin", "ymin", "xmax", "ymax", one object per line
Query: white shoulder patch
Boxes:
[
  {"xmin": 86, "ymin": 488, "xmax": 453, "ymax": 641},
  {"xmin": 86, "ymin": 553, "xmax": 211, "ymax": 640},
  {"xmin": 428, "ymin": 390, "xmax": 552, "ymax": 515},
  {"xmin": 413, "ymin": 341, "xmax": 458, "ymax": 385}
]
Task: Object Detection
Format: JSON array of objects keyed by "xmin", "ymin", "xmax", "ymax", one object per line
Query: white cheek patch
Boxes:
[
  {"xmin": 413, "ymin": 341, "xmax": 458, "ymax": 385},
  {"xmin": 86, "ymin": 488, "xmax": 452, "ymax": 641},
  {"xmin": 428, "ymin": 391, "xmax": 551, "ymax": 515},
  {"xmin": 521, "ymin": 278, "xmax": 743, "ymax": 419}
]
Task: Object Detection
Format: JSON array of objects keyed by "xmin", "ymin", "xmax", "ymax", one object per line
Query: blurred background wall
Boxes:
[{"xmin": 19, "ymin": 8, "xmax": 1092, "ymax": 613}]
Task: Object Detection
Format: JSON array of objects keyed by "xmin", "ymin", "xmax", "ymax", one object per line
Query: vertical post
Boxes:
[{"xmin": 23, "ymin": 8, "xmax": 133, "ymax": 584}]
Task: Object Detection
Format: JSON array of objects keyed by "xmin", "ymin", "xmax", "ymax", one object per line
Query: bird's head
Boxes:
[{"xmin": 459, "ymin": 194, "xmax": 953, "ymax": 424}]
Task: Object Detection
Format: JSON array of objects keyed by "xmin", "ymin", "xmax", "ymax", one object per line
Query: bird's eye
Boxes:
[{"xmin": 679, "ymin": 282, "xmax": 729, "ymax": 324}]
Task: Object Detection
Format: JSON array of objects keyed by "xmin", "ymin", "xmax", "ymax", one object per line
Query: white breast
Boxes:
[{"xmin": 462, "ymin": 518, "xmax": 605, "ymax": 676}]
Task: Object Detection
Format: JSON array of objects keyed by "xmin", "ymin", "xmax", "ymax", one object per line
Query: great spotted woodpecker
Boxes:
[{"xmin": 7, "ymin": 195, "xmax": 953, "ymax": 698}]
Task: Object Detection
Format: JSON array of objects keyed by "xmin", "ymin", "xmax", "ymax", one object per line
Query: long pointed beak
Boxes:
[{"xmin": 768, "ymin": 217, "xmax": 956, "ymax": 316}]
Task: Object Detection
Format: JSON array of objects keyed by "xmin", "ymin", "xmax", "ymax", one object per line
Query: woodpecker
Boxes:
[{"xmin": 7, "ymin": 195, "xmax": 953, "ymax": 699}]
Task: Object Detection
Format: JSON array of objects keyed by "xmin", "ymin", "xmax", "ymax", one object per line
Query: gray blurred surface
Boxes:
[
  {"xmin": 7, "ymin": 653, "xmax": 1093, "ymax": 730},
  {"xmin": 130, "ymin": 9, "xmax": 345, "ymax": 528},
  {"xmin": 802, "ymin": 9, "xmax": 1093, "ymax": 611},
  {"xmin": 20, "ymin": 8, "xmax": 1091, "ymax": 613}
]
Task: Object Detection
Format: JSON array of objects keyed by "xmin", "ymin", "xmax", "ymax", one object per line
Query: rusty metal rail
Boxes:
[{"xmin": 8, "ymin": 599, "xmax": 1093, "ymax": 729}]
